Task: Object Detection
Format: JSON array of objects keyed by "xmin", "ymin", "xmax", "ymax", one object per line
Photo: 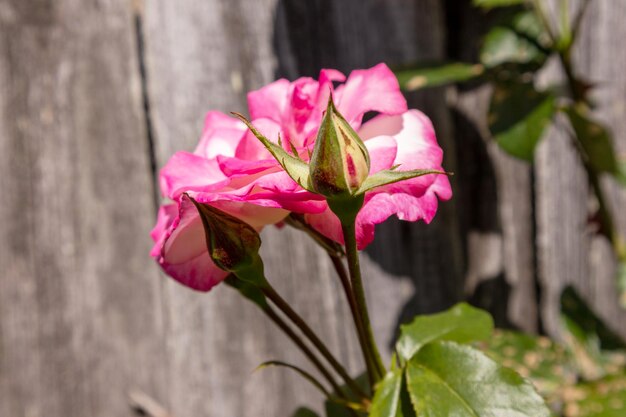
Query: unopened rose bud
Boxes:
[
  {"xmin": 187, "ymin": 195, "xmax": 261, "ymax": 273},
  {"xmin": 309, "ymin": 95, "xmax": 370, "ymax": 198}
]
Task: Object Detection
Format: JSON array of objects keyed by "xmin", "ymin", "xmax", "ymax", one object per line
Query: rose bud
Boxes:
[
  {"xmin": 186, "ymin": 194, "xmax": 261, "ymax": 273},
  {"xmin": 309, "ymin": 95, "xmax": 371, "ymax": 199}
]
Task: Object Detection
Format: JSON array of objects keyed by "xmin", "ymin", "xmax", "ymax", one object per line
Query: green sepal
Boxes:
[
  {"xmin": 233, "ymin": 256, "xmax": 269, "ymax": 289},
  {"xmin": 396, "ymin": 302, "xmax": 494, "ymax": 362},
  {"xmin": 406, "ymin": 341, "xmax": 551, "ymax": 417},
  {"xmin": 187, "ymin": 194, "xmax": 263, "ymax": 273},
  {"xmin": 357, "ymin": 169, "xmax": 450, "ymax": 196},
  {"xmin": 232, "ymin": 112, "xmax": 313, "ymax": 190},
  {"xmin": 309, "ymin": 95, "xmax": 371, "ymax": 197},
  {"xmin": 224, "ymin": 275, "xmax": 269, "ymax": 309},
  {"xmin": 327, "ymin": 194, "xmax": 364, "ymax": 226}
]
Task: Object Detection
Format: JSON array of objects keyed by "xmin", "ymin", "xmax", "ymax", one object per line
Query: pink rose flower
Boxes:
[
  {"xmin": 151, "ymin": 63, "xmax": 451, "ymax": 291},
  {"xmin": 244, "ymin": 63, "xmax": 452, "ymax": 249},
  {"xmin": 150, "ymin": 112, "xmax": 325, "ymax": 291}
]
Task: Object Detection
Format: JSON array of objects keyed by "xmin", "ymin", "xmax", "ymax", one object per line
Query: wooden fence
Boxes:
[{"xmin": 1, "ymin": 0, "xmax": 625, "ymax": 416}]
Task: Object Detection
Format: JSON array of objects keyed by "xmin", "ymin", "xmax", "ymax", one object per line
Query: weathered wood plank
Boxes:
[
  {"xmin": 144, "ymin": 1, "xmax": 330, "ymax": 415},
  {"xmin": 144, "ymin": 0, "xmax": 454, "ymax": 415},
  {"xmin": 535, "ymin": 0, "xmax": 626, "ymax": 338},
  {"xmin": 447, "ymin": 1, "xmax": 539, "ymax": 332},
  {"xmin": 0, "ymin": 1, "xmax": 167, "ymax": 416}
]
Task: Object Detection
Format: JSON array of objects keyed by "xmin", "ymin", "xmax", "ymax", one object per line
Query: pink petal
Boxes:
[
  {"xmin": 335, "ymin": 63, "xmax": 407, "ymax": 127},
  {"xmin": 159, "ymin": 152, "xmax": 230, "ymax": 199},
  {"xmin": 235, "ymin": 117, "xmax": 282, "ymax": 160},
  {"xmin": 319, "ymin": 68, "xmax": 346, "ymax": 84},
  {"xmin": 304, "ymin": 68, "xmax": 346, "ymax": 135},
  {"xmin": 248, "ymin": 79, "xmax": 291, "ymax": 121},
  {"xmin": 290, "ymin": 77, "xmax": 319, "ymax": 133},
  {"xmin": 195, "ymin": 111, "xmax": 246, "ymax": 159},
  {"xmin": 304, "ymin": 110, "xmax": 451, "ymax": 250},
  {"xmin": 359, "ymin": 110, "xmax": 446, "ymax": 195},
  {"xmin": 363, "ymin": 135, "xmax": 397, "ymax": 174},
  {"xmin": 188, "ymin": 192, "xmax": 288, "ymax": 229},
  {"xmin": 155, "ymin": 196, "xmax": 229, "ymax": 292},
  {"xmin": 150, "ymin": 204, "xmax": 178, "ymax": 256}
]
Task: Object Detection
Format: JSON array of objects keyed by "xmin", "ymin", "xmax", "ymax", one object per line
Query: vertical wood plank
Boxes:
[
  {"xmin": 0, "ymin": 1, "xmax": 167, "ymax": 416},
  {"xmin": 448, "ymin": 1, "xmax": 539, "ymax": 332},
  {"xmin": 144, "ymin": 1, "xmax": 329, "ymax": 415},
  {"xmin": 535, "ymin": 0, "xmax": 626, "ymax": 338}
]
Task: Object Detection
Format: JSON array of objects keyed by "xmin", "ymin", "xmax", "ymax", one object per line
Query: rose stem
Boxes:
[
  {"xmin": 329, "ymin": 254, "xmax": 379, "ymax": 389},
  {"xmin": 261, "ymin": 285, "xmax": 368, "ymax": 400},
  {"xmin": 341, "ymin": 221, "xmax": 386, "ymax": 382},
  {"xmin": 263, "ymin": 305, "xmax": 347, "ymax": 398},
  {"xmin": 284, "ymin": 214, "xmax": 379, "ymax": 386}
]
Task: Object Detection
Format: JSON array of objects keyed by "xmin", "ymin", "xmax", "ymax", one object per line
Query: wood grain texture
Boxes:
[
  {"xmin": 447, "ymin": 1, "xmax": 538, "ymax": 332},
  {"xmin": 144, "ymin": 0, "xmax": 456, "ymax": 415},
  {"xmin": 0, "ymin": 1, "xmax": 167, "ymax": 416},
  {"xmin": 535, "ymin": 0, "xmax": 626, "ymax": 339}
]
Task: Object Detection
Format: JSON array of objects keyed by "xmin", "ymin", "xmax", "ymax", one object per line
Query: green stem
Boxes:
[
  {"xmin": 285, "ymin": 213, "xmax": 380, "ymax": 387},
  {"xmin": 284, "ymin": 214, "xmax": 344, "ymax": 257},
  {"xmin": 263, "ymin": 306, "xmax": 346, "ymax": 398},
  {"xmin": 341, "ymin": 221, "xmax": 386, "ymax": 382},
  {"xmin": 261, "ymin": 284, "xmax": 368, "ymax": 400},
  {"xmin": 330, "ymin": 254, "xmax": 379, "ymax": 389}
]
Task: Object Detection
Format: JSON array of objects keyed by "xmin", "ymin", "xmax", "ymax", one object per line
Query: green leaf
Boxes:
[
  {"xmin": 357, "ymin": 169, "xmax": 449, "ymax": 196},
  {"xmin": 473, "ymin": 0, "xmax": 525, "ymax": 9},
  {"xmin": 406, "ymin": 341, "xmax": 551, "ymax": 417},
  {"xmin": 481, "ymin": 10, "xmax": 550, "ymax": 69},
  {"xmin": 395, "ymin": 63, "xmax": 484, "ymax": 91},
  {"xmin": 479, "ymin": 330, "xmax": 576, "ymax": 402},
  {"xmin": 489, "ymin": 82, "xmax": 556, "ymax": 160},
  {"xmin": 561, "ymin": 286, "xmax": 626, "ymax": 351},
  {"xmin": 396, "ymin": 303, "xmax": 494, "ymax": 362},
  {"xmin": 564, "ymin": 106, "xmax": 620, "ymax": 175},
  {"xmin": 292, "ymin": 408, "xmax": 320, "ymax": 417},
  {"xmin": 232, "ymin": 112, "xmax": 312, "ymax": 189},
  {"xmin": 369, "ymin": 369, "xmax": 404, "ymax": 417}
]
